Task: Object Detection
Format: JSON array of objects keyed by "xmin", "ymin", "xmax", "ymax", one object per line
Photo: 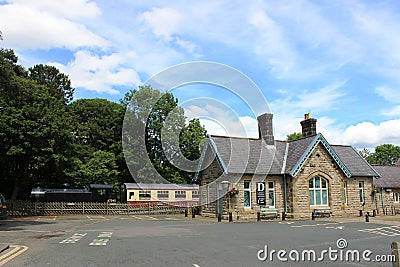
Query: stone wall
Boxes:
[
  {"xmin": 291, "ymin": 143, "xmax": 375, "ymax": 219},
  {"xmin": 376, "ymin": 189, "xmax": 400, "ymax": 214},
  {"xmin": 198, "ymin": 142, "xmax": 376, "ymax": 219},
  {"xmin": 227, "ymin": 175, "xmax": 285, "ymax": 219},
  {"xmin": 199, "ymin": 157, "xmax": 222, "ymax": 216},
  {"xmin": 343, "ymin": 177, "xmax": 374, "ymax": 216}
]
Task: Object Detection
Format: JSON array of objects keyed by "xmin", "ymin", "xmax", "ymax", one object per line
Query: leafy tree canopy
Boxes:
[
  {"xmin": 361, "ymin": 144, "xmax": 400, "ymax": 165},
  {"xmin": 286, "ymin": 132, "xmax": 303, "ymax": 141},
  {"xmin": 0, "ymin": 49, "xmax": 74, "ymax": 199},
  {"xmin": 122, "ymin": 86, "xmax": 207, "ymax": 184}
]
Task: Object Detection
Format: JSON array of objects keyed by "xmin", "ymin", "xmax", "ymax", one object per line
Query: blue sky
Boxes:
[{"xmin": 1, "ymin": 0, "xmax": 400, "ymax": 149}]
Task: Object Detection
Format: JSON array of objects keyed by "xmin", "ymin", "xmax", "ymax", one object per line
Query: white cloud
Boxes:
[
  {"xmin": 273, "ymin": 113, "xmax": 400, "ymax": 148},
  {"xmin": 175, "ymin": 38, "xmax": 201, "ymax": 56},
  {"xmin": 375, "ymin": 86, "xmax": 400, "ymax": 117},
  {"xmin": 343, "ymin": 120, "xmax": 400, "ymax": 148},
  {"xmin": 351, "ymin": 3, "xmax": 400, "ymax": 64},
  {"xmin": 248, "ymin": 7, "xmax": 296, "ymax": 76},
  {"xmin": 51, "ymin": 50, "xmax": 141, "ymax": 94},
  {"xmin": 138, "ymin": 7, "xmax": 184, "ymax": 41},
  {"xmin": 7, "ymin": 0, "xmax": 101, "ymax": 19},
  {"xmin": 198, "ymin": 115, "xmax": 259, "ymax": 138},
  {"xmin": 297, "ymin": 82, "xmax": 347, "ymax": 111},
  {"xmin": 183, "ymin": 104, "xmax": 258, "ymax": 138},
  {"xmin": 0, "ymin": 2, "xmax": 108, "ymax": 50},
  {"xmin": 382, "ymin": 106, "xmax": 400, "ymax": 117},
  {"xmin": 376, "ymin": 86, "xmax": 400, "ymax": 103},
  {"xmin": 181, "ymin": 95, "xmax": 400, "ymax": 148},
  {"xmin": 270, "ymin": 81, "xmax": 346, "ymax": 116}
]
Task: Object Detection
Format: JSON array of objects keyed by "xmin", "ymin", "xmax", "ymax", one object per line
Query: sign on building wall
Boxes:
[{"xmin": 256, "ymin": 182, "xmax": 266, "ymax": 205}]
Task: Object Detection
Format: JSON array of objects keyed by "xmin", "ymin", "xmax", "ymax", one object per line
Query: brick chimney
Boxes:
[
  {"xmin": 300, "ymin": 112, "xmax": 317, "ymax": 137},
  {"xmin": 257, "ymin": 113, "xmax": 274, "ymax": 145}
]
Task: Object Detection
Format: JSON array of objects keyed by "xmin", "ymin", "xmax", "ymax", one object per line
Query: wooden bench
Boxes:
[
  {"xmin": 260, "ymin": 207, "xmax": 280, "ymax": 219},
  {"xmin": 313, "ymin": 208, "xmax": 332, "ymax": 218}
]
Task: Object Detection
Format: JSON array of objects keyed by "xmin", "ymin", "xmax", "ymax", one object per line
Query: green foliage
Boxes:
[
  {"xmin": 28, "ymin": 64, "xmax": 74, "ymax": 104},
  {"xmin": 122, "ymin": 86, "xmax": 207, "ymax": 184},
  {"xmin": 0, "ymin": 49, "xmax": 74, "ymax": 199},
  {"xmin": 72, "ymin": 150, "xmax": 120, "ymax": 188},
  {"xmin": 362, "ymin": 144, "xmax": 400, "ymax": 165},
  {"xmin": 0, "ymin": 48, "xmax": 208, "ymax": 199},
  {"xmin": 66, "ymin": 98, "xmax": 126, "ymax": 188},
  {"xmin": 286, "ymin": 132, "xmax": 303, "ymax": 141}
]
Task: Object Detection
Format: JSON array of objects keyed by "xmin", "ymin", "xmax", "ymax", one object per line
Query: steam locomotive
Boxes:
[{"xmin": 30, "ymin": 184, "xmax": 117, "ymax": 202}]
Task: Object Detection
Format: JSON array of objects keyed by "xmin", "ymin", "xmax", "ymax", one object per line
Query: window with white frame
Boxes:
[
  {"xmin": 192, "ymin": 190, "xmax": 199, "ymax": 199},
  {"xmin": 359, "ymin": 182, "xmax": 364, "ymax": 203},
  {"xmin": 394, "ymin": 192, "xmax": 399, "ymax": 203},
  {"xmin": 157, "ymin": 190, "xmax": 169, "ymax": 199},
  {"xmin": 268, "ymin": 182, "xmax": 275, "ymax": 207},
  {"xmin": 343, "ymin": 181, "xmax": 348, "ymax": 205},
  {"xmin": 175, "ymin": 190, "xmax": 186, "ymax": 199},
  {"xmin": 139, "ymin": 190, "xmax": 151, "ymax": 200},
  {"xmin": 309, "ymin": 176, "xmax": 328, "ymax": 206},
  {"xmin": 244, "ymin": 181, "xmax": 251, "ymax": 207}
]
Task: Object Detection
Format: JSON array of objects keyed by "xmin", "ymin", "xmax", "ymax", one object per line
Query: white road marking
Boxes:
[
  {"xmin": 142, "ymin": 215, "xmax": 158, "ymax": 220},
  {"xmin": 59, "ymin": 233, "xmax": 87, "ymax": 244},
  {"xmin": 98, "ymin": 232, "xmax": 112, "ymax": 238},
  {"xmin": 89, "ymin": 232, "xmax": 113, "ymax": 246},
  {"xmin": 325, "ymin": 226, "xmax": 344, "ymax": 230},
  {"xmin": 193, "ymin": 264, "xmax": 201, "ymax": 267},
  {"xmin": 36, "ymin": 216, "xmax": 57, "ymax": 221},
  {"xmin": 164, "ymin": 218, "xmax": 180, "ymax": 221},
  {"xmin": 358, "ymin": 225, "xmax": 400, "ymax": 236},
  {"xmin": 291, "ymin": 222, "xmax": 339, "ymax": 228},
  {"xmin": 86, "ymin": 215, "xmax": 106, "ymax": 220},
  {"xmin": 131, "ymin": 215, "xmax": 158, "ymax": 220},
  {"xmin": 89, "ymin": 239, "xmax": 109, "ymax": 246}
]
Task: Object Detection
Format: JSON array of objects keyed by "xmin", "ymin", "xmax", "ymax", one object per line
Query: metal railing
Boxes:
[{"xmin": 6, "ymin": 200, "xmax": 198, "ymax": 216}]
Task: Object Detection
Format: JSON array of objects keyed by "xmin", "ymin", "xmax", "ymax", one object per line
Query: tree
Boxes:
[
  {"xmin": 122, "ymin": 86, "xmax": 207, "ymax": 184},
  {"xmin": 72, "ymin": 150, "xmax": 120, "ymax": 188},
  {"xmin": 28, "ymin": 64, "xmax": 74, "ymax": 104},
  {"xmin": 286, "ymin": 132, "xmax": 303, "ymax": 141},
  {"xmin": 0, "ymin": 49, "xmax": 74, "ymax": 199},
  {"xmin": 180, "ymin": 118, "xmax": 207, "ymax": 161},
  {"xmin": 363, "ymin": 144, "xmax": 400, "ymax": 165},
  {"xmin": 66, "ymin": 98, "xmax": 126, "ymax": 188},
  {"xmin": 359, "ymin": 148, "xmax": 372, "ymax": 160}
]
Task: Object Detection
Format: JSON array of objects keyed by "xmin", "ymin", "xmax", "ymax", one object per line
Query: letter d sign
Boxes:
[{"xmin": 257, "ymin": 182, "xmax": 265, "ymax": 192}]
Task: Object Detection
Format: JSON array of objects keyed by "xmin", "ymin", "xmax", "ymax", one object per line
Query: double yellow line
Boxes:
[{"xmin": 0, "ymin": 245, "xmax": 28, "ymax": 266}]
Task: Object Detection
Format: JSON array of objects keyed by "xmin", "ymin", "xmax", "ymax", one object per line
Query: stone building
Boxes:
[
  {"xmin": 373, "ymin": 165, "xmax": 400, "ymax": 214},
  {"xmin": 194, "ymin": 113, "xmax": 380, "ymax": 219}
]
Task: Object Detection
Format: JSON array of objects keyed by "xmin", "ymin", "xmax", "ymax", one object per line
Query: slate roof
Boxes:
[
  {"xmin": 285, "ymin": 135, "xmax": 315, "ymax": 173},
  {"xmin": 331, "ymin": 145, "xmax": 379, "ymax": 177},
  {"xmin": 373, "ymin": 166, "xmax": 400, "ymax": 188},
  {"xmin": 206, "ymin": 136, "xmax": 283, "ymax": 175},
  {"xmin": 197, "ymin": 133, "xmax": 379, "ymax": 178}
]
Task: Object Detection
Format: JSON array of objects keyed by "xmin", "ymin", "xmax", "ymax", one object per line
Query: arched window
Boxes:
[{"xmin": 309, "ymin": 176, "xmax": 328, "ymax": 206}]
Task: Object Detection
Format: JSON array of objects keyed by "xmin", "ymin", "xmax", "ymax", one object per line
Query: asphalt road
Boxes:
[{"xmin": 0, "ymin": 215, "xmax": 399, "ymax": 266}]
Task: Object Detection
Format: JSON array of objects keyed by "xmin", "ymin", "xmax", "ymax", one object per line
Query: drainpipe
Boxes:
[
  {"xmin": 374, "ymin": 187, "xmax": 378, "ymax": 213},
  {"xmin": 283, "ymin": 174, "xmax": 287, "ymax": 213},
  {"xmin": 381, "ymin": 187, "xmax": 384, "ymax": 212}
]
